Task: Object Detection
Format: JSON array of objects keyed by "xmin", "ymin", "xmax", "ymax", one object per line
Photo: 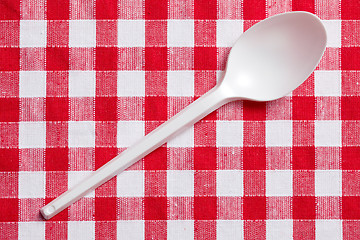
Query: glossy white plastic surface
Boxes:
[{"xmin": 40, "ymin": 12, "xmax": 326, "ymax": 220}]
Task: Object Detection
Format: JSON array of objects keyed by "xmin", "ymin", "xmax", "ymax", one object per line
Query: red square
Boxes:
[
  {"xmin": 46, "ymin": 97, "xmax": 69, "ymax": 121},
  {"xmin": 46, "ymin": 148, "xmax": 68, "ymax": 171},
  {"xmin": 45, "ymin": 222, "xmax": 67, "ymax": 239},
  {"xmin": 194, "ymin": 0, "xmax": 217, "ymax": 19},
  {"xmin": 145, "ymin": 21, "xmax": 167, "ymax": 46},
  {"xmin": 343, "ymin": 196, "xmax": 360, "ymax": 219},
  {"xmin": 0, "ymin": 98, "xmax": 19, "ymax": 122},
  {"xmin": 145, "ymin": 221, "xmax": 167, "ymax": 239},
  {"xmin": 144, "ymin": 147, "xmax": 167, "ymax": 170},
  {"xmin": 0, "ymin": 21, "xmax": 19, "ymax": 47},
  {"xmin": 293, "ymin": 146, "xmax": 315, "ymax": 170},
  {"xmin": 194, "ymin": 147, "xmax": 217, "ymax": 170},
  {"xmin": 47, "ymin": 0, "xmax": 69, "ymax": 20},
  {"xmin": 144, "ymin": 197, "xmax": 167, "ymax": 220},
  {"xmin": 293, "ymin": 196, "xmax": 315, "ymax": 219},
  {"xmin": 0, "ymin": 0, "xmax": 20, "ymax": 20},
  {"xmin": 95, "ymin": 97, "xmax": 117, "ymax": 121},
  {"xmin": 145, "ymin": 96, "xmax": 167, "ymax": 121},
  {"xmin": 46, "ymin": 172, "xmax": 68, "ymax": 197},
  {"xmin": 342, "ymin": 71, "xmax": 360, "ymax": 96},
  {"xmin": 96, "ymin": 0, "xmax": 117, "ymax": 19},
  {"xmin": 244, "ymin": 221, "xmax": 266, "ymax": 239},
  {"xmin": 145, "ymin": 47, "xmax": 167, "ymax": 71},
  {"xmin": 243, "ymin": 196, "xmax": 266, "ymax": 220},
  {"xmin": 96, "ymin": 47, "xmax": 118, "ymax": 71},
  {"xmin": 47, "ymin": 21, "xmax": 69, "ymax": 47},
  {"xmin": 194, "ymin": 47, "xmax": 217, "ymax": 70},
  {"xmin": 95, "ymin": 197, "xmax": 117, "ymax": 221},
  {"xmin": 95, "ymin": 147, "xmax": 118, "ymax": 170},
  {"xmin": 194, "ymin": 121, "xmax": 217, "ymax": 146},
  {"xmin": 243, "ymin": 101, "xmax": 266, "ymax": 121},
  {"xmin": 292, "ymin": 97, "xmax": 315, "ymax": 120},
  {"xmin": 0, "ymin": 173, "xmax": 18, "ymax": 198},
  {"xmin": 342, "ymin": 47, "xmax": 360, "ymax": 70},
  {"xmin": 46, "ymin": 47, "xmax": 69, "ymax": 71},
  {"xmin": 343, "ymin": 221, "xmax": 360, "ymax": 240},
  {"xmin": 0, "ymin": 48, "xmax": 19, "ymax": 71},
  {"xmin": 243, "ymin": 0, "xmax": 266, "ymax": 20},
  {"xmin": 342, "ymin": 147, "xmax": 360, "ymax": 170},
  {"xmin": 342, "ymin": 97, "xmax": 360, "ymax": 120},
  {"xmin": 194, "ymin": 20, "xmax": 216, "ymax": 46},
  {"xmin": 145, "ymin": 0, "xmax": 168, "ymax": 19},
  {"xmin": 243, "ymin": 147, "xmax": 266, "ymax": 170},
  {"xmin": 292, "ymin": 0, "xmax": 315, "ymax": 13},
  {"xmin": 0, "ymin": 148, "xmax": 19, "ymax": 171},
  {"xmin": 96, "ymin": 20, "xmax": 117, "ymax": 46},
  {"xmin": 194, "ymin": 196, "xmax": 217, "ymax": 220},
  {"xmin": 0, "ymin": 198, "xmax": 18, "ymax": 222},
  {"xmin": 342, "ymin": 0, "xmax": 360, "ymax": 20},
  {"xmin": 44, "ymin": 197, "xmax": 68, "ymax": 221},
  {"xmin": 95, "ymin": 122, "xmax": 117, "ymax": 147},
  {"xmin": 244, "ymin": 122, "xmax": 265, "ymax": 147}
]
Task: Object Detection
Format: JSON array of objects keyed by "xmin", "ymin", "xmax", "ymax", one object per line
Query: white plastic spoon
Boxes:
[{"xmin": 41, "ymin": 11, "xmax": 326, "ymax": 219}]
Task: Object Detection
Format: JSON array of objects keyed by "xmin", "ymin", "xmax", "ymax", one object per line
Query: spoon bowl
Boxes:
[
  {"xmin": 41, "ymin": 11, "xmax": 327, "ymax": 220},
  {"xmin": 222, "ymin": 11, "xmax": 327, "ymax": 101}
]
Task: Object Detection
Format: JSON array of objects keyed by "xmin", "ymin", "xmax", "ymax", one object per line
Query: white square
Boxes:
[
  {"xmin": 19, "ymin": 122, "xmax": 46, "ymax": 148},
  {"xmin": 266, "ymin": 220, "xmax": 292, "ymax": 240},
  {"xmin": 216, "ymin": 121, "xmax": 243, "ymax": 147},
  {"xmin": 217, "ymin": 20, "xmax": 243, "ymax": 47},
  {"xmin": 168, "ymin": 220, "xmax": 194, "ymax": 240},
  {"xmin": 216, "ymin": 170, "xmax": 243, "ymax": 196},
  {"xmin": 20, "ymin": 71, "xmax": 46, "ymax": 97},
  {"xmin": 266, "ymin": 170, "xmax": 292, "ymax": 196},
  {"xmin": 69, "ymin": 71, "xmax": 95, "ymax": 97},
  {"xmin": 167, "ymin": 170, "xmax": 194, "ymax": 197},
  {"xmin": 69, "ymin": 121, "xmax": 95, "ymax": 148},
  {"xmin": 316, "ymin": 220, "xmax": 342, "ymax": 240},
  {"xmin": 69, "ymin": 20, "xmax": 96, "ymax": 47},
  {"xmin": 68, "ymin": 171, "xmax": 95, "ymax": 197},
  {"xmin": 266, "ymin": 121, "xmax": 292, "ymax": 147},
  {"xmin": 68, "ymin": 221, "xmax": 95, "ymax": 240},
  {"xmin": 167, "ymin": 126, "xmax": 194, "ymax": 147},
  {"xmin": 117, "ymin": 170, "xmax": 144, "ymax": 197},
  {"xmin": 217, "ymin": 220, "xmax": 243, "ymax": 240},
  {"xmin": 168, "ymin": 20, "xmax": 194, "ymax": 47},
  {"xmin": 315, "ymin": 121, "xmax": 341, "ymax": 146},
  {"xmin": 321, "ymin": 20, "xmax": 341, "ymax": 48},
  {"xmin": 117, "ymin": 71, "xmax": 145, "ymax": 96},
  {"xmin": 19, "ymin": 222, "xmax": 45, "ymax": 240},
  {"xmin": 19, "ymin": 172, "xmax": 45, "ymax": 198},
  {"xmin": 167, "ymin": 71, "xmax": 194, "ymax": 96},
  {"xmin": 315, "ymin": 170, "xmax": 342, "ymax": 196},
  {"xmin": 117, "ymin": 220, "xmax": 144, "ymax": 240},
  {"xmin": 20, "ymin": 20, "xmax": 46, "ymax": 47},
  {"xmin": 118, "ymin": 20, "xmax": 145, "ymax": 47},
  {"xmin": 315, "ymin": 71, "xmax": 341, "ymax": 96},
  {"xmin": 117, "ymin": 121, "xmax": 144, "ymax": 147}
]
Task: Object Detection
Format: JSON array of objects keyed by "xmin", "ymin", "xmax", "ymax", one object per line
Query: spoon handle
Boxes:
[{"xmin": 40, "ymin": 85, "xmax": 230, "ymax": 219}]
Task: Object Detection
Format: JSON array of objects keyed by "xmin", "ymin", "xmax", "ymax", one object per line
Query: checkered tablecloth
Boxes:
[{"xmin": 1, "ymin": 0, "xmax": 359, "ymax": 239}]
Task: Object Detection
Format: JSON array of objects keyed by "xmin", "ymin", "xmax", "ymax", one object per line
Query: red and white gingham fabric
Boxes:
[{"xmin": 1, "ymin": 0, "xmax": 360, "ymax": 239}]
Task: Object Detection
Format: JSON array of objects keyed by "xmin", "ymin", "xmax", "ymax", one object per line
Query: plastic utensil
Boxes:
[{"xmin": 40, "ymin": 11, "xmax": 326, "ymax": 219}]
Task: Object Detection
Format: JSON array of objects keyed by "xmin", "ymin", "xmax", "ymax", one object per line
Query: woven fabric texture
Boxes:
[{"xmin": 0, "ymin": 0, "xmax": 359, "ymax": 239}]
